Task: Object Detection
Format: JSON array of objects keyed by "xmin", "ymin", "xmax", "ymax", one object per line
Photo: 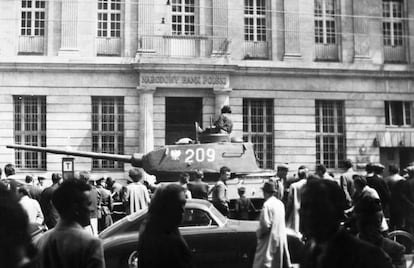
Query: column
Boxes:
[
  {"xmin": 283, "ymin": 0, "xmax": 301, "ymax": 59},
  {"xmin": 213, "ymin": 87, "xmax": 232, "ymax": 117},
  {"xmin": 58, "ymin": 0, "xmax": 79, "ymax": 56},
  {"xmin": 137, "ymin": 86, "xmax": 156, "ymax": 154}
]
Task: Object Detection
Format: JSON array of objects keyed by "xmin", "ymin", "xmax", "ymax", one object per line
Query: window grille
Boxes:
[
  {"xmin": 14, "ymin": 96, "xmax": 46, "ymax": 169},
  {"xmin": 382, "ymin": 0, "xmax": 407, "ymax": 62},
  {"xmin": 98, "ymin": 0, "xmax": 121, "ymax": 38},
  {"xmin": 314, "ymin": 0, "xmax": 336, "ymax": 45},
  {"xmin": 385, "ymin": 101, "xmax": 412, "ymax": 126},
  {"xmin": 21, "ymin": 0, "xmax": 46, "ymax": 36},
  {"xmin": 243, "ymin": 99, "xmax": 274, "ymax": 169},
  {"xmin": 172, "ymin": 0, "xmax": 195, "ymax": 35},
  {"xmin": 244, "ymin": 0, "xmax": 267, "ymax": 42},
  {"xmin": 315, "ymin": 100, "xmax": 345, "ymax": 169},
  {"xmin": 92, "ymin": 97, "xmax": 124, "ymax": 169}
]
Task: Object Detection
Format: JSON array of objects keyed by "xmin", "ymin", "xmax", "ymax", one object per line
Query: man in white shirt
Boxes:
[
  {"xmin": 18, "ymin": 187, "xmax": 44, "ymax": 225},
  {"xmin": 253, "ymin": 182, "xmax": 291, "ymax": 268}
]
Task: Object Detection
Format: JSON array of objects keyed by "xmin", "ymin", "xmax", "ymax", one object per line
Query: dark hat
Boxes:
[
  {"xmin": 277, "ymin": 163, "xmax": 289, "ymax": 171},
  {"xmin": 238, "ymin": 186, "xmax": 246, "ymax": 193},
  {"xmin": 262, "ymin": 181, "xmax": 276, "ymax": 193},
  {"xmin": 221, "ymin": 105, "xmax": 232, "ymax": 114}
]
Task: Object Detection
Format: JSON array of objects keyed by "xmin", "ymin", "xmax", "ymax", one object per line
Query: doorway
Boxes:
[
  {"xmin": 165, "ymin": 97, "xmax": 202, "ymax": 145},
  {"xmin": 379, "ymin": 147, "xmax": 414, "ymax": 176}
]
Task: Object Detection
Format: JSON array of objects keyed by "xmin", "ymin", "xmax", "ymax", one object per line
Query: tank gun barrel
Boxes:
[{"xmin": 6, "ymin": 144, "xmax": 143, "ymax": 167}]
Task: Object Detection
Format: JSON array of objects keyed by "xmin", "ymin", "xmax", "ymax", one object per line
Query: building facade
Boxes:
[{"xmin": 0, "ymin": 0, "xmax": 414, "ymax": 181}]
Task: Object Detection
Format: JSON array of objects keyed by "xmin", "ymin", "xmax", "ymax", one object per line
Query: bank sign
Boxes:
[{"xmin": 140, "ymin": 73, "xmax": 230, "ymax": 88}]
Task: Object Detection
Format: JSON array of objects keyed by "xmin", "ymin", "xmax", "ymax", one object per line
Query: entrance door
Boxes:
[
  {"xmin": 380, "ymin": 147, "xmax": 414, "ymax": 176},
  {"xmin": 166, "ymin": 97, "xmax": 202, "ymax": 145}
]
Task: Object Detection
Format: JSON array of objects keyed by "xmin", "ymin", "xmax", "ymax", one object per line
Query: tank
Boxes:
[{"xmin": 6, "ymin": 132, "xmax": 263, "ymax": 182}]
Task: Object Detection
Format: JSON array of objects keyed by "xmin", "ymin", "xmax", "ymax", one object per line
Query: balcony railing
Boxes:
[
  {"xmin": 96, "ymin": 37, "xmax": 121, "ymax": 56},
  {"xmin": 243, "ymin": 41, "xmax": 270, "ymax": 60},
  {"xmin": 137, "ymin": 35, "xmax": 229, "ymax": 58},
  {"xmin": 384, "ymin": 44, "xmax": 407, "ymax": 63},
  {"xmin": 18, "ymin": 36, "xmax": 45, "ymax": 55},
  {"xmin": 315, "ymin": 43, "xmax": 339, "ymax": 61}
]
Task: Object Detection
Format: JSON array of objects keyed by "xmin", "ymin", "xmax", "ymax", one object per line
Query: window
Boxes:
[
  {"xmin": 172, "ymin": 0, "xmax": 195, "ymax": 35},
  {"xmin": 21, "ymin": 0, "xmax": 46, "ymax": 36},
  {"xmin": 385, "ymin": 101, "xmax": 412, "ymax": 126},
  {"xmin": 314, "ymin": 0, "xmax": 338, "ymax": 61},
  {"xmin": 315, "ymin": 100, "xmax": 345, "ymax": 169},
  {"xmin": 14, "ymin": 96, "xmax": 46, "ymax": 169},
  {"xmin": 382, "ymin": 0, "xmax": 406, "ymax": 62},
  {"xmin": 181, "ymin": 209, "xmax": 216, "ymax": 227},
  {"xmin": 314, "ymin": 0, "xmax": 336, "ymax": 45},
  {"xmin": 92, "ymin": 97, "xmax": 124, "ymax": 169},
  {"xmin": 244, "ymin": 0, "xmax": 267, "ymax": 42},
  {"xmin": 98, "ymin": 0, "xmax": 121, "ymax": 38},
  {"xmin": 243, "ymin": 99, "xmax": 274, "ymax": 169},
  {"xmin": 383, "ymin": 0, "xmax": 403, "ymax": 47}
]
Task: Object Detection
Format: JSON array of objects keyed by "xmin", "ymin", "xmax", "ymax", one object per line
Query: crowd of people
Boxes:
[{"xmin": 1, "ymin": 158, "xmax": 413, "ymax": 268}]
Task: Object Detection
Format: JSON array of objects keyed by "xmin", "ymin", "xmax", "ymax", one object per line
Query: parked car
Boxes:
[{"xmin": 100, "ymin": 199, "xmax": 304, "ymax": 268}]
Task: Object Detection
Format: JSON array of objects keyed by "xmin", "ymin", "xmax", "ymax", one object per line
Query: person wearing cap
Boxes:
[
  {"xmin": 355, "ymin": 196, "xmax": 405, "ymax": 267},
  {"xmin": 188, "ymin": 170, "xmax": 209, "ymax": 200},
  {"xmin": 269, "ymin": 163, "xmax": 289, "ymax": 201},
  {"xmin": 213, "ymin": 105, "xmax": 233, "ymax": 134},
  {"xmin": 123, "ymin": 168, "xmax": 150, "ymax": 215},
  {"xmin": 401, "ymin": 166, "xmax": 414, "ymax": 233},
  {"xmin": 366, "ymin": 163, "xmax": 390, "ymax": 218},
  {"xmin": 286, "ymin": 165, "xmax": 309, "ymax": 233},
  {"xmin": 234, "ymin": 186, "xmax": 255, "ymax": 220},
  {"xmin": 96, "ymin": 177, "xmax": 113, "ymax": 232},
  {"xmin": 253, "ymin": 181, "xmax": 291, "ymax": 268}
]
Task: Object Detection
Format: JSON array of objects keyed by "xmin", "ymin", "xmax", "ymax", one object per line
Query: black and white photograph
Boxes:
[{"xmin": 0, "ymin": 0, "xmax": 414, "ymax": 267}]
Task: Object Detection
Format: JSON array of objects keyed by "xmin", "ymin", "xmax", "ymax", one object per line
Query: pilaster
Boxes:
[
  {"xmin": 137, "ymin": 86, "xmax": 156, "ymax": 154},
  {"xmin": 213, "ymin": 87, "xmax": 232, "ymax": 117},
  {"xmin": 283, "ymin": 0, "xmax": 301, "ymax": 60},
  {"xmin": 137, "ymin": 0, "xmax": 155, "ymax": 54},
  {"xmin": 58, "ymin": 0, "xmax": 79, "ymax": 56}
]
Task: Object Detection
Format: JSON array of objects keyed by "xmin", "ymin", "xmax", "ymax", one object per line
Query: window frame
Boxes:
[
  {"xmin": 314, "ymin": 0, "xmax": 337, "ymax": 45},
  {"xmin": 243, "ymin": 99, "xmax": 274, "ymax": 169},
  {"xmin": 97, "ymin": 0, "xmax": 121, "ymax": 38},
  {"xmin": 21, "ymin": 0, "xmax": 46, "ymax": 37},
  {"xmin": 382, "ymin": 0, "xmax": 405, "ymax": 47},
  {"xmin": 13, "ymin": 95, "xmax": 47, "ymax": 170},
  {"xmin": 315, "ymin": 100, "xmax": 346, "ymax": 169},
  {"xmin": 91, "ymin": 96, "xmax": 124, "ymax": 170},
  {"xmin": 244, "ymin": 0, "xmax": 267, "ymax": 42},
  {"xmin": 171, "ymin": 0, "xmax": 197, "ymax": 36},
  {"xmin": 385, "ymin": 101, "xmax": 412, "ymax": 127}
]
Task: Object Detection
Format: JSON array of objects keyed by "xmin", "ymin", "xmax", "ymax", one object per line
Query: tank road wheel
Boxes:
[
  {"xmin": 127, "ymin": 251, "xmax": 139, "ymax": 268},
  {"xmin": 387, "ymin": 230, "xmax": 414, "ymax": 254}
]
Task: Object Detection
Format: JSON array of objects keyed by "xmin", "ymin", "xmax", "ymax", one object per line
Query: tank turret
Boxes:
[{"xmin": 7, "ymin": 136, "xmax": 261, "ymax": 182}]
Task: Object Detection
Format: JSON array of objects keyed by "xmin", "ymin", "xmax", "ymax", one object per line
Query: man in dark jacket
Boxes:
[
  {"xmin": 188, "ymin": 170, "xmax": 209, "ymax": 200},
  {"xmin": 366, "ymin": 163, "xmax": 390, "ymax": 215},
  {"xmin": 40, "ymin": 173, "xmax": 62, "ymax": 229},
  {"xmin": 300, "ymin": 179, "xmax": 393, "ymax": 268}
]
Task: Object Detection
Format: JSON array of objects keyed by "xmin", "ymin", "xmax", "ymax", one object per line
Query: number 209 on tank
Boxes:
[{"xmin": 184, "ymin": 148, "xmax": 216, "ymax": 164}]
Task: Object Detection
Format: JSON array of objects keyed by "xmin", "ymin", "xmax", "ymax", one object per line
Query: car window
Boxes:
[{"xmin": 180, "ymin": 208, "xmax": 217, "ymax": 227}]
